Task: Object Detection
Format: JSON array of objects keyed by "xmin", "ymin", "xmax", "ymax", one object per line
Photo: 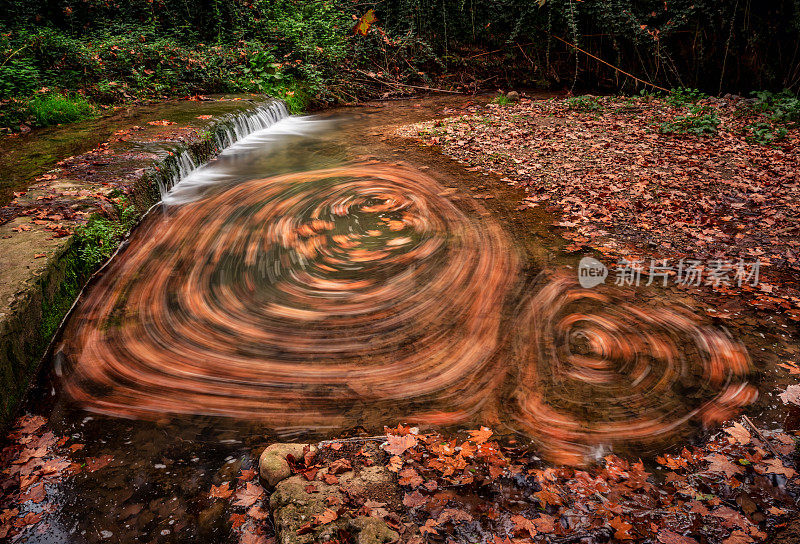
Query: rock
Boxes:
[
  {"xmin": 349, "ymin": 516, "xmax": 399, "ymax": 544},
  {"xmin": 197, "ymin": 501, "xmax": 226, "ymax": 535},
  {"xmin": 506, "ymin": 90, "xmax": 520, "ymax": 102},
  {"xmin": 270, "ymin": 463, "xmax": 401, "ymax": 544},
  {"xmin": 259, "ymin": 443, "xmax": 311, "ymax": 489}
]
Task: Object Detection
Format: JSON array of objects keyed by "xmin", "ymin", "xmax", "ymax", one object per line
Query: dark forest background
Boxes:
[{"xmin": 0, "ymin": 0, "xmax": 799, "ymax": 127}]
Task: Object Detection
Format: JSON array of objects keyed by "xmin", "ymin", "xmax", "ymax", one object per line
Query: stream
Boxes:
[{"xmin": 8, "ymin": 97, "xmax": 799, "ymax": 543}]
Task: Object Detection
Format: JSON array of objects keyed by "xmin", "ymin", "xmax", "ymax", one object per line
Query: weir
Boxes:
[{"xmin": 0, "ymin": 97, "xmax": 293, "ymax": 427}]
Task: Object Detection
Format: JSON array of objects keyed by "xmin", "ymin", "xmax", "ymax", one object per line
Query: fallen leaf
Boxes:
[
  {"xmin": 384, "ymin": 434, "xmax": 418, "ymax": 456},
  {"xmin": 233, "ymin": 482, "xmax": 263, "ymax": 508}
]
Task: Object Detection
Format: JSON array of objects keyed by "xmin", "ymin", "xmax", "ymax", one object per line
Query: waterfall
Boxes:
[{"xmin": 158, "ymin": 100, "xmax": 296, "ymax": 204}]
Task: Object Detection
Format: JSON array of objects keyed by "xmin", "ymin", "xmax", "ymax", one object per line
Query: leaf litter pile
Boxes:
[
  {"xmin": 264, "ymin": 423, "xmax": 797, "ymax": 544},
  {"xmin": 403, "ymin": 95, "xmax": 800, "ymax": 321}
]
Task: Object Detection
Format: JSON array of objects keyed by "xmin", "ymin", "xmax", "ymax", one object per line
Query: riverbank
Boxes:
[{"xmin": 0, "ymin": 94, "xmax": 283, "ymax": 425}]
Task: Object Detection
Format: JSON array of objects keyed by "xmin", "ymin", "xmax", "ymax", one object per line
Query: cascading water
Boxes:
[{"xmin": 156, "ymin": 100, "xmax": 296, "ymax": 203}]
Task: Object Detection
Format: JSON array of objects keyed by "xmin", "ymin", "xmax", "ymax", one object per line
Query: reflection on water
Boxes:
[{"xmin": 53, "ymin": 109, "xmax": 757, "ymax": 468}]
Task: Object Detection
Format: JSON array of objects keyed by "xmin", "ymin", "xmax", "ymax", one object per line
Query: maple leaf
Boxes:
[
  {"xmin": 420, "ymin": 518, "xmax": 439, "ymax": 535},
  {"xmin": 313, "ymin": 508, "xmax": 338, "ymax": 525},
  {"xmin": 724, "ymin": 423, "xmax": 751, "ymax": 445},
  {"xmin": 703, "ymin": 453, "xmax": 744, "ymax": 478},
  {"xmin": 210, "ymin": 482, "xmax": 234, "ymax": 500},
  {"xmin": 383, "ymin": 434, "xmax": 418, "ymax": 456},
  {"xmin": 352, "ymin": 9, "xmax": 377, "ymax": 36},
  {"xmin": 229, "ymin": 513, "xmax": 246, "ymax": 530},
  {"xmin": 658, "ymin": 529, "xmax": 700, "ymax": 544},
  {"xmin": 398, "ymin": 467, "xmax": 424, "ymax": 487},
  {"xmin": 233, "ymin": 482, "xmax": 263, "ymax": 508},
  {"xmin": 402, "ymin": 490, "xmax": 427, "ymax": 508},
  {"xmin": 510, "ymin": 514, "xmax": 537, "ymax": 538},
  {"xmin": 84, "ymin": 455, "xmax": 113, "ymax": 472},
  {"xmin": 247, "ymin": 505, "xmax": 270, "ymax": 520},
  {"xmin": 610, "ymin": 516, "xmax": 635, "ymax": 540},
  {"xmin": 238, "ymin": 469, "xmax": 257, "ymax": 481},
  {"xmin": 467, "ymin": 427, "xmax": 493, "ymax": 444},
  {"xmin": 759, "ymin": 458, "xmax": 796, "ymax": 479}
]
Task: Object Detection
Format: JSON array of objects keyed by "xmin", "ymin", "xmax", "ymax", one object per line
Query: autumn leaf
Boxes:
[
  {"xmin": 383, "ymin": 434, "xmax": 418, "ymax": 456},
  {"xmin": 247, "ymin": 505, "xmax": 270, "ymax": 520},
  {"xmin": 703, "ymin": 453, "xmax": 744, "ymax": 478},
  {"xmin": 610, "ymin": 516, "xmax": 635, "ymax": 540},
  {"xmin": 758, "ymin": 458, "xmax": 796, "ymax": 479},
  {"xmin": 327, "ymin": 458, "xmax": 352, "ymax": 475},
  {"xmin": 402, "ymin": 490, "xmax": 427, "ymax": 508},
  {"xmin": 84, "ymin": 455, "xmax": 113, "ymax": 472},
  {"xmin": 210, "ymin": 482, "xmax": 234, "ymax": 500},
  {"xmin": 398, "ymin": 467, "xmax": 423, "ymax": 487},
  {"xmin": 313, "ymin": 508, "xmax": 338, "ymax": 525},
  {"xmin": 20, "ymin": 483, "xmax": 46, "ymax": 504},
  {"xmin": 238, "ymin": 469, "xmax": 257, "ymax": 481},
  {"xmin": 779, "ymin": 384, "xmax": 800, "ymax": 406},
  {"xmin": 511, "ymin": 514, "xmax": 537, "ymax": 538},
  {"xmin": 352, "ymin": 9, "xmax": 377, "ymax": 36},
  {"xmin": 467, "ymin": 426, "xmax": 493, "ymax": 444},
  {"xmin": 233, "ymin": 482, "xmax": 263, "ymax": 508},
  {"xmin": 724, "ymin": 423, "xmax": 751, "ymax": 445}
]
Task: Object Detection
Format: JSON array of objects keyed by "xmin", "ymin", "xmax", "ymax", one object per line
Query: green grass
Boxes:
[{"xmin": 27, "ymin": 93, "xmax": 97, "ymax": 127}]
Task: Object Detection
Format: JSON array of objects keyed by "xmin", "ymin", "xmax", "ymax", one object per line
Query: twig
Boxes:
[
  {"xmin": 317, "ymin": 436, "xmax": 386, "ymax": 446},
  {"xmin": 742, "ymin": 415, "xmax": 779, "ymax": 457},
  {"xmin": 354, "ymin": 69, "xmax": 462, "ymax": 94},
  {"xmin": 544, "ymin": 32, "xmax": 672, "ymax": 94}
]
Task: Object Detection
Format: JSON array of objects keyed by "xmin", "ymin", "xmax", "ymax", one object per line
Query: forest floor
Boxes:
[{"xmin": 400, "ymin": 94, "xmax": 800, "ymax": 323}]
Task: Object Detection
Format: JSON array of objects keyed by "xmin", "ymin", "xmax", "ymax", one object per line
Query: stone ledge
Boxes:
[{"xmin": 0, "ymin": 96, "xmax": 279, "ymax": 426}]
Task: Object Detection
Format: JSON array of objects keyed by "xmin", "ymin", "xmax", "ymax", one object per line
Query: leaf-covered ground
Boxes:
[{"xmin": 401, "ymin": 95, "xmax": 800, "ymax": 321}]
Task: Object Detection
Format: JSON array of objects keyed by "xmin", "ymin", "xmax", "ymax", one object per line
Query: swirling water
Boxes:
[{"xmin": 22, "ymin": 98, "xmax": 788, "ymax": 543}]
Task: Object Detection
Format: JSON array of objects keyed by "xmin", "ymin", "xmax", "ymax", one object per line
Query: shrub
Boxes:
[
  {"xmin": 665, "ymin": 88, "xmax": 708, "ymax": 107},
  {"xmin": 659, "ymin": 104, "xmax": 720, "ymax": 136},
  {"xmin": 751, "ymin": 90, "xmax": 800, "ymax": 127},
  {"xmin": 27, "ymin": 93, "xmax": 97, "ymax": 127},
  {"xmin": 566, "ymin": 95, "xmax": 602, "ymax": 112},
  {"xmin": 0, "ymin": 58, "xmax": 41, "ymax": 99},
  {"xmin": 745, "ymin": 121, "xmax": 787, "ymax": 145}
]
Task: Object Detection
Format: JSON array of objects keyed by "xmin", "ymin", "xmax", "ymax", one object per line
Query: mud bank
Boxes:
[{"xmin": 0, "ymin": 96, "xmax": 286, "ymax": 425}]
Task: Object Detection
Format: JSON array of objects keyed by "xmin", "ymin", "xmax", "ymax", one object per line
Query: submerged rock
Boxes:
[
  {"xmin": 259, "ymin": 443, "xmax": 312, "ymax": 489},
  {"xmin": 269, "ymin": 463, "xmax": 400, "ymax": 544}
]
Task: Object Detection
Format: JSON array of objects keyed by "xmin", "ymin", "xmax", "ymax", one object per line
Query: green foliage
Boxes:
[
  {"xmin": 566, "ymin": 95, "xmax": 602, "ymax": 112},
  {"xmin": 0, "ymin": 57, "xmax": 40, "ymax": 99},
  {"xmin": 745, "ymin": 121, "xmax": 787, "ymax": 146},
  {"xmin": 27, "ymin": 93, "xmax": 96, "ymax": 127},
  {"xmin": 74, "ymin": 199, "xmax": 138, "ymax": 270},
  {"xmin": 665, "ymin": 88, "xmax": 708, "ymax": 108},
  {"xmin": 492, "ymin": 95, "xmax": 511, "ymax": 106},
  {"xmin": 750, "ymin": 90, "xmax": 800, "ymax": 127},
  {"xmin": 659, "ymin": 104, "xmax": 720, "ymax": 137}
]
